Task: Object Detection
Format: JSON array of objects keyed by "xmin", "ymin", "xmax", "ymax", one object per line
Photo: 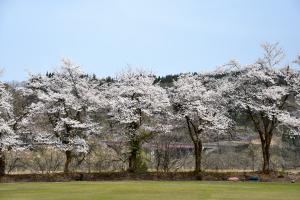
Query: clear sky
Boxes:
[{"xmin": 0, "ymin": 0, "xmax": 299, "ymax": 81}]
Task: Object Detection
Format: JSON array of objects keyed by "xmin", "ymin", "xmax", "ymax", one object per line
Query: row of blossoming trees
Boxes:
[{"xmin": 0, "ymin": 43, "xmax": 300, "ymax": 175}]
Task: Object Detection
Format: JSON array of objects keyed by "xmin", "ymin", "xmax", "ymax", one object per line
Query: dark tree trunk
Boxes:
[
  {"xmin": 64, "ymin": 150, "xmax": 72, "ymax": 173},
  {"xmin": 162, "ymin": 146, "xmax": 170, "ymax": 172},
  {"xmin": 155, "ymin": 147, "xmax": 161, "ymax": 172},
  {"xmin": 128, "ymin": 148, "xmax": 138, "ymax": 172},
  {"xmin": 260, "ymin": 132, "xmax": 272, "ymax": 174},
  {"xmin": 127, "ymin": 131, "xmax": 142, "ymax": 173},
  {"xmin": 248, "ymin": 107, "xmax": 276, "ymax": 174},
  {"xmin": 194, "ymin": 140, "xmax": 202, "ymax": 174},
  {"xmin": 262, "ymin": 146, "xmax": 270, "ymax": 173},
  {"xmin": 185, "ymin": 116, "xmax": 203, "ymax": 174},
  {"xmin": 0, "ymin": 150, "xmax": 5, "ymax": 176}
]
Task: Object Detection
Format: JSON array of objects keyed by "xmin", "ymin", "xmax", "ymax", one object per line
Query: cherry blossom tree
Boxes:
[
  {"xmin": 104, "ymin": 69, "xmax": 171, "ymax": 172},
  {"xmin": 225, "ymin": 43, "xmax": 300, "ymax": 173},
  {"xmin": 169, "ymin": 73, "xmax": 232, "ymax": 174},
  {"xmin": 20, "ymin": 59, "xmax": 101, "ymax": 173},
  {"xmin": 0, "ymin": 81, "xmax": 19, "ymax": 176}
]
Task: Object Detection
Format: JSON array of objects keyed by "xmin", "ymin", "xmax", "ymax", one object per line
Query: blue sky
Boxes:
[{"xmin": 0, "ymin": 0, "xmax": 299, "ymax": 81}]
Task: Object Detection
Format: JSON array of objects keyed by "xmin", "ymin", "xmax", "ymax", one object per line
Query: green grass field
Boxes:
[{"xmin": 0, "ymin": 181, "xmax": 299, "ymax": 200}]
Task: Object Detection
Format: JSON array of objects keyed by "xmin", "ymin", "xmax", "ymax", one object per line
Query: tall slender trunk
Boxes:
[
  {"xmin": 194, "ymin": 140, "xmax": 202, "ymax": 174},
  {"xmin": 0, "ymin": 150, "xmax": 5, "ymax": 176},
  {"xmin": 64, "ymin": 150, "xmax": 72, "ymax": 173}
]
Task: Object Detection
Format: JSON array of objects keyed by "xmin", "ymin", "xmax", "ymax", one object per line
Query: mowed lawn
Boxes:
[{"xmin": 0, "ymin": 181, "xmax": 299, "ymax": 200}]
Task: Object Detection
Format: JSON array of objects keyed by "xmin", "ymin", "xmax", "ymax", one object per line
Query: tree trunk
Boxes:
[
  {"xmin": 261, "ymin": 137, "xmax": 271, "ymax": 174},
  {"xmin": 128, "ymin": 148, "xmax": 138, "ymax": 172},
  {"xmin": 194, "ymin": 140, "xmax": 202, "ymax": 174},
  {"xmin": 155, "ymin": 148, "xmax": 161, "ymax": 172},
  {"xmin": 0, "ymin": 150, "xmax": 5, "ymax": 176},
  {"xmin": 127, "ymin": 135, "xmax": 141, "ymax": 173},
  {"xmin": 163, "ymin": 147, "xmax": 170, "ymax": 172},
  {"xmin": 185, "ymin": 116, "xmax": 203, "ymax": 174},
  {"xmin": 64, "ymin": 150, "xmax": 72, "ymax": 173},
  {"xmin": 247, "ymin": 108, "xmax": 276, "ymax": 174}
]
